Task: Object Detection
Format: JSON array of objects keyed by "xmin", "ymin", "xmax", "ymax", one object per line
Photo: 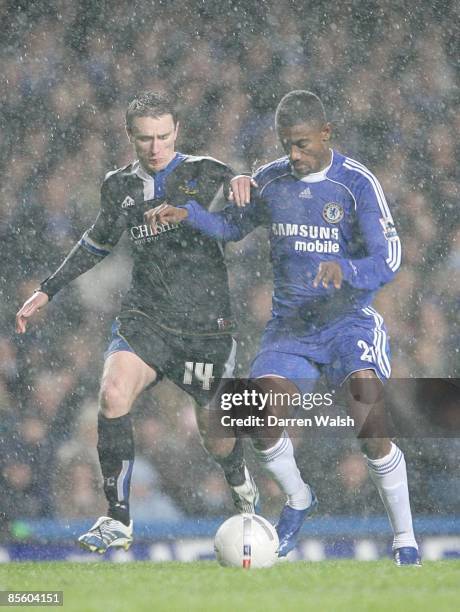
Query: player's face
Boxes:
[
  {"xmin": 278, "ymin": 121, "xmax": 331, "ymax": 176},
  {"xmin": 129, "ymin": 114, "xmax": 179, "ymax": 173}
]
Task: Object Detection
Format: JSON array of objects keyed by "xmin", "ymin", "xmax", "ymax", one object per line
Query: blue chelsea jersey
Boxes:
[{"xmin": 184, "ymin": 150, "xmax": 402, "ymax": 328}]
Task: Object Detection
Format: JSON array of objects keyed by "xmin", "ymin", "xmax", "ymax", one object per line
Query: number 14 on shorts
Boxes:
[{"xmin": 183, "ymin": 361, "xmax": 214, "ymax": 390}]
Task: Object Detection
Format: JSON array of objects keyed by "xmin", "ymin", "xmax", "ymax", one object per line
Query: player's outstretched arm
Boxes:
[
  {"xmin": 15, "ymin": 291, "xmax": 49, "ymax": 334},
  {"xmin": 144, "ymin": 201, "xmax": 255, "ymax": 243},
  {"xmin": 184, "ymin": 200, "xmax": 259, "ymax": 242}
]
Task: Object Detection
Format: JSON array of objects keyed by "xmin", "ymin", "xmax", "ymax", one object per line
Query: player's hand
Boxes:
[
  {"xmin": 313, "ymin": 262, "xmax": 343, "ymax": 289},
  {"xmin": 144, "ymin": 204, "xmax": 188, "ymax": 234},
  {"xmin": 15, "ymin": 291, "xmax": 49, "ymax": 333},
  {"xmin": 229, "ymin": 175, "xmax": 258, "ymax": 207}
]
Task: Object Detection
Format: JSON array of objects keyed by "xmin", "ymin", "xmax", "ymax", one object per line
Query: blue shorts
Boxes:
[{"xmin": 250, "ymin": 307, "xmax": 391, "ymax": 388}]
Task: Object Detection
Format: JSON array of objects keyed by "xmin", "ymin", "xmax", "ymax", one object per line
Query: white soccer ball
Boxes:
[{"xmin": 214, "ymin": 513, "xmax": 279, "ymax": 568}]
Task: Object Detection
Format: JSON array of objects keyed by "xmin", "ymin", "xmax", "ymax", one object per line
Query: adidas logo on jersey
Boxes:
[
  {"xmin": 122, "ymin": 196, "xmax": 135, "ymax": 208},
  {"xmin": 299, "ymin": 187, "xmax": 312, "ymax": 199}
]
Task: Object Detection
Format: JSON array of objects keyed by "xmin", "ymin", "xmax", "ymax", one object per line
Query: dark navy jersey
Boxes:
[
  {"xmin": 40, "ymin": 153, "xmax": 235, "ymax": 335},
  {"xmin": 184, "ymin": 149, "xmax": 402, "ymax": 331}
]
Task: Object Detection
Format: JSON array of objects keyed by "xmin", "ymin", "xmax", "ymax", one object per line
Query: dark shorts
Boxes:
[{"xmin": 105, "ymin": 311, "xmax": 237, "ymax": 406}]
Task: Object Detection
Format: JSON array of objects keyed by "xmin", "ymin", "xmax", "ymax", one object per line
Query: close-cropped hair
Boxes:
[
  {"xmin": 275, "ymin": 90, "xmax": 327, "ymax": 129},
  {"xmin": 126, "ymin": 91, "xmax": 178, "ymax": 132}
]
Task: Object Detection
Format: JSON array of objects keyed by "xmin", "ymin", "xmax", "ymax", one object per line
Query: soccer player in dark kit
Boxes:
[
  {"xmin": 15, "ymin": 91, "xmax": 260, "ymax": 553},
  {"xmin": 150, "ymin": 90, "xmax": 421, "ymax": 565}
]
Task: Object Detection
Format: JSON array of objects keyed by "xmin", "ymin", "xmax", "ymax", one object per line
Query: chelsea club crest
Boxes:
[{"xmin": 323, "ymin": 202, "xmax": 344, "ymax": 224}]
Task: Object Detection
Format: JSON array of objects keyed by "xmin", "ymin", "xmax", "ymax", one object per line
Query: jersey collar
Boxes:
[
  {"xmin": 131, "ymin": 152, "xmax": 187, "ymax": 182},
  {"xmin": 296, "ymin": 149, "xmax": 334, "ymax": 183}
]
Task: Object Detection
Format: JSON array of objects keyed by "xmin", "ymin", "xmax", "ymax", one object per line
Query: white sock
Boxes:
[
  {"xmin": 367, "ymin": 442, "xmax": 418, "ymax": 549},
  {"xmin": 253, "ymin": 432, "xmax": 311, "ymax": 510}
]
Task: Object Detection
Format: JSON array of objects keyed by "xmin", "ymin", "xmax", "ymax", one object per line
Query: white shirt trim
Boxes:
[{"xmin": 298, "ymin": 149, "xmax": 334, "ymax": 183}]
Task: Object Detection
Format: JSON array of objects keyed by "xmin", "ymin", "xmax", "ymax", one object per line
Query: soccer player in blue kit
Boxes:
[{"xmin": 150, "ymin": 90, "xmax": 421, "ymax": 565}]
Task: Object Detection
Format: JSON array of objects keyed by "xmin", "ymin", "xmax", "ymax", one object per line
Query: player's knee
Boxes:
[
  {"xmin": 201, "ymin": 435, "xmax": 235, "ymax": 460},
  {"xmin": 348, "ymin": 374, "xmax": 383, "ymax": 405},
  {"xmin": 99, "ymin": 377, "xmax": 132, "ymax": 418}
]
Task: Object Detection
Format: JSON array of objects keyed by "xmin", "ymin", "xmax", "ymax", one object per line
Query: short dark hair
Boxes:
[
  {"xmin": 126, "ymin": 91, "xmax": 178, "ymax": 133},
  {"xmin": 275, "ymin": 90, "xmax": 327, "ymax": 130}
]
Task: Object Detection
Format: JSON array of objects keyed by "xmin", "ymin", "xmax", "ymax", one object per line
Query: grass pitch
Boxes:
[{"xmin": 0, "ymin": 560, "xmax": 458, "ymax": 612}]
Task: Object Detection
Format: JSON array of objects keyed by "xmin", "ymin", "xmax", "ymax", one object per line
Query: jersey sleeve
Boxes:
[
  {"xmin": 181, "ymin": 169, "xmax": 270, "ymax": 244},
  {"xmin": 338, "ymin": 173, "xmax": 402, "ymax": 290},
  {"xmin": 39, "ymin": 177, "xmax": 125, "ymax": 299},
  {"xmin": 181, "ymin": 200, "xmax": 260, "ymax": 242},
  {"xmin": 81, "ymin": 177, "xmax": 126, "ymax": 253}
]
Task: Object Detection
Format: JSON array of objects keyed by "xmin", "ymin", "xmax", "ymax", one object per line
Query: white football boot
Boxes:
[
  {"xmin": 230, "ymin": 465, "xmax": 260, "ymax": 514},
  {"xmin": 78, "ymin": 516, "xmax": 133, "ymax": 554}
]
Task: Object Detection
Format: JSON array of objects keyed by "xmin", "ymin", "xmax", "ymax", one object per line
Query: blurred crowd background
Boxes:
[{"xmin": 0, "ymin": 0, "xmax": 459, "ymax": 528}]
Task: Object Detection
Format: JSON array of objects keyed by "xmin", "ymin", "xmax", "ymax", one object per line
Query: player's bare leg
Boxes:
[
  {"xmin": 99, "ymin": 350, "xmax": 157, "ymax": 417},
  {"xmin": 347, "ymin": 370, "xmax": 420, "ymax": 565},
  {"xmin": 78, "ymin": 350, "xmax": 157, "ymax": 554}
]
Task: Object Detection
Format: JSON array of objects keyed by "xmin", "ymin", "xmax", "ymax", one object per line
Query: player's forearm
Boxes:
[
  {"xmin": 39, "ymin": 239, "xmax": 108, "ymax": 299},
  {"xmin": 182, "ymin": 201, "xmax": 245, "ymax": 242},
  {"xmin": 338, "ymin": 255, "xmax": 399, "ymax": 290}
]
